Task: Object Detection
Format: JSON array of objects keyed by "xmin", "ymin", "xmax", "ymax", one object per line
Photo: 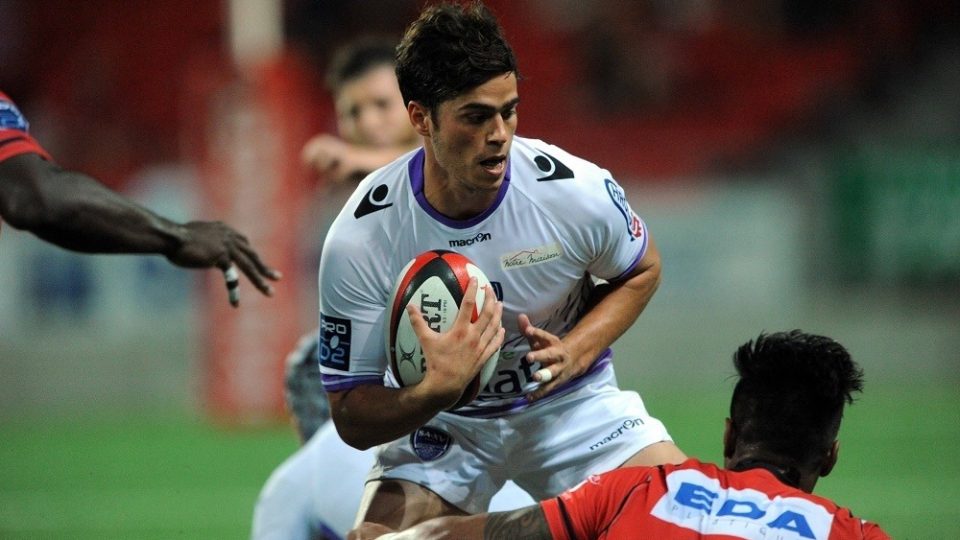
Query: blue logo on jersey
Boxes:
[
  {"xmin": 675, "ymin": 482, "xmax": 817, "ymax": 539},
  {"xmin": 604, "ymin": 178, "xmax": 644, "ymax": 242},
  {"xmin": 318, "ymin": 314, "xmax": 351, "ymax": 370},
  {"xmin": 0, "ymin": 100, "xmax": 30, "ymax": 132},
  {"xmin": 410, "ymin": 426, "xmax": 452, "ymax": 461}
]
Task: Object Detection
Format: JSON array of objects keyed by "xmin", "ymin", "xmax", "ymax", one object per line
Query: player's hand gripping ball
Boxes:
[{"xmin": 386, "ymin": 250, "xmax": 499, "ymax": 409}]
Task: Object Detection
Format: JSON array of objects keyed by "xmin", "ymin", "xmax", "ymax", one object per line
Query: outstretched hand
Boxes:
[
  {"xmin": 407, "ymin": 278, "xmax": 504, "ymax": 409},
  {"xmin": 166, "ymin": 221, "xmax": 282, "ymax": 307},
  {"xmin": 519, "ymin": 313, "xmax": 580, "ymax": 402}
]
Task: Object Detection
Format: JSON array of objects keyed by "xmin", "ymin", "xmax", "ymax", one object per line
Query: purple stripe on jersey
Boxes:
[
  {"xmin": 449, "ymin": 349, "xmax": 614, "ymax": 418},
  {"xmin": 316, "ymin": 522, "xmax": 343, "ymax": 540},
  {"xmin": 321, "ymin": 374, "xmax": 383, "ymax": 392},
  {"xmin": 610, "ymin": 245, "xmax": 645, "ymax": 283},
  {"xmin": 611, "ymin": 217, "xmax": 650, "ymax": 282},
  {"xmin": 408, "ymin": 148, "xmax": 512, "ymax": 230}
]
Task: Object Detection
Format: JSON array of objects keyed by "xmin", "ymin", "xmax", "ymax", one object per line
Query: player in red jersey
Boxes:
[
  {"xmin": 0, "ymin": 91, "xmax": 280, "ymax": 306},
  {"xmin": 350, "ymin": 330, "xmax": 890, "ymax": 540}
]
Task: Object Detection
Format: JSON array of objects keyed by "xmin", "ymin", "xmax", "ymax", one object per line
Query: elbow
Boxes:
[{"xmin": 336, "ymin": 426, "xmax": 378, "ymax": 451}]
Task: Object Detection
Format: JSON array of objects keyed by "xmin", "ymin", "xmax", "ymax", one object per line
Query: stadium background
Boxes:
[{"xmin": 1, "ymin": 0, "xmax": 958, "ymax": 538}]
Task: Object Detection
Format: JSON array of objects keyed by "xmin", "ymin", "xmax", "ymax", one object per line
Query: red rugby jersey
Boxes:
[
  {"xmin": 541, "ymin": 459, "xmax": 889, "ymax": 540},
  {"xmin": 0, "ymin": 91, "xmax": 52, "ymax": 163}
]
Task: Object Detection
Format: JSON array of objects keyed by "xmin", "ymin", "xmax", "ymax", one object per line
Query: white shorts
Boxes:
[{"xmin": 368, "ymin": 366, "xmax": 672, "ymax": 514}]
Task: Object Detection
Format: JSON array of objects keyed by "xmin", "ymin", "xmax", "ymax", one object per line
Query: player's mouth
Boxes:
[{"xmin": 479, "ymin": 155, "xmax": 507, "ymax": 176}]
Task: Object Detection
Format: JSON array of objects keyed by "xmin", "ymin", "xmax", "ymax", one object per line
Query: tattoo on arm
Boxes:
[{"xmin": 484, "ymin": 506, "xmax": 552, "ymax": 540}]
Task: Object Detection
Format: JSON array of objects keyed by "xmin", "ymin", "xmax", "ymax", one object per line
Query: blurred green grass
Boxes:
[{"xmin": 1, "ymin": 382, "xmax": 957, "ymax": 539}]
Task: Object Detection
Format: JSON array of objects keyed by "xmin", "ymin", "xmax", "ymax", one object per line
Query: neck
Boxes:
[
  {"xmin": 422, "ymin": 150, "xmax": 500, "ymax": 221},
  {"xmin": 727, "ymin": 453, "xmax": 817, "ymax": 493}
]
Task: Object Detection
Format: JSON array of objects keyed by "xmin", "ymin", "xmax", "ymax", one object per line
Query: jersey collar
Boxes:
[{"xmin": 408, "ymin": 148, "xmax": 511, "ymax": 230}]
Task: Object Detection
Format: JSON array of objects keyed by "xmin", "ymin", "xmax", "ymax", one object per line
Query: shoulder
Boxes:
[
  {"xmin": 323, "ymin": 150, "xmax": 416, "ymax": 256},
  {"xmin": 508, "ymin": 137, "xmax": 631, "ymax": 221},
  {"xmin": 510, "ymin": 136, "xmax": 611, "ymax": 187}
]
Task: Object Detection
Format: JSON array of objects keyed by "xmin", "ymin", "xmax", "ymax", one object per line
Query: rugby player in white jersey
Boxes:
[
  {"xmin": 252, "ymin": 38, "xmax": 533, "ymax": 540},
  {"xmin": 317, "ymin": 2, "xmax": 686, "ymax": 531},
  {"xmin": 252, "ymin": 334, "xmax": 534, "ymax": 540}
]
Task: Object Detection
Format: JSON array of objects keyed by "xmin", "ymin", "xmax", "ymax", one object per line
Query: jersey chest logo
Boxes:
[
  {"xmin": 354, "ymin": 184, "xmax": 393, "ymax": 219},
  {"xmin": 534, "ymin": 151, "xmax": 575, "ymax": 181}
]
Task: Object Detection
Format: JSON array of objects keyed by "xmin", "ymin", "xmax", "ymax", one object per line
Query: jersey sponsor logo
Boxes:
[
  {"xmin": 448, "ymin": 232, "xmax": 492, "ymax": 247},
  {"xmin": 318, "ymin": 314, "xmax": 352, "ymax": 370},
  {"xmin": 604, "ymin": 179, "xmax": 644, "ymax": 242},
  {"xmin": 353, "ymin": 184, "xmax": 393, "ymax": 219},
  {"xmin": 500, "ymin": 242, "xmax": 562, "ymax": 270},
  {"xmin": 588, "ymin": 418, "xmax": 646, "ymax": 451},
  {"xmin": 534, "ymin": 151, "xmax": 575, "ymax": 181},
  {"xmin": 0, "ymin": 100, "xmax": 30, "ymax": 132},
  {"xmin": 410, "ymin": 426, "xmax": 452, "ymax": 461},
  {"xmin": 651, "ymin": 469, "xmax": 833, "ymax": 540}
]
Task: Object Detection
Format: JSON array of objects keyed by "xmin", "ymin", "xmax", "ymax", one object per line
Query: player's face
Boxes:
[
  {"xmin": 428, "ymin": 72, "xmax": 519, "ymax": 193},
  {"xmin": 335, "ymin": 65, "xmax": 415, "ymax": 148}
]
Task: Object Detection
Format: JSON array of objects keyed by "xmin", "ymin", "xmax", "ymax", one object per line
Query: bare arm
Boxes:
[
  {"xmin": 302, "ymin": 134, "xmax": 417, "ymax": 183},
  {"xmin": 523, "ymin": 236, "xmax": 662, "ymax": 401},
  {"xmin": 0, "ymin": 153, "xmax": 280, "ymax": 302},
  {"xmin": 328, "ymin": 279, "xmax": 504, "ymax": 450},
  {"xmin": 348, "ymin": 505, "xmax": 552, "ymax": 540}
]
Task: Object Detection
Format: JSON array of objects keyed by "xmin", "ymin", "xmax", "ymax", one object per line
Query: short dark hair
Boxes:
[
  {"xmin": 730, "ymin": 330, "xmax": 864, "ymax": 469},
  {"xmin": 395, "ymin": 1, "xmax": 519, "ymax": 110},
  {"xmin": 326, "ymin": 37, "xmax": 398, "ymax": 95}
]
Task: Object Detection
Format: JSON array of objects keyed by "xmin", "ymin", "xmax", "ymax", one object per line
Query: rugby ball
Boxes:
[{"xmin": 386, "ymin": 250, "xmax": 499, "ymax": 409}]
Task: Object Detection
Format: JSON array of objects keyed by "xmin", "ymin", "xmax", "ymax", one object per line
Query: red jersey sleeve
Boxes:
[
  {"xmin": 0, "ymin": 91, "xmax": 53, "ymax": 162},
  {"xmin": 541, "ymin": 467, "xmax": 657, "ymax": 540}
]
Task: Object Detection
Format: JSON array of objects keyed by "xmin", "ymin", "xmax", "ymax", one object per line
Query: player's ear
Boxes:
[
  {"xmin": 819, "ymin": 440, "xmax": 839, "ymax": 478},
  {"xmin": 722, "ymin": 418, "xmax": 737, "ymax": 460},
  {"xmin": 408, "ymin": 101, "xmax": 432, "ymax": 137}
]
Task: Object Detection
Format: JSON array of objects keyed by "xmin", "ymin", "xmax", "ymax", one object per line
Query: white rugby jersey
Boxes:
[{"xmin": 318, "ymin": 136, "xmax": 649, "ymax": 417}]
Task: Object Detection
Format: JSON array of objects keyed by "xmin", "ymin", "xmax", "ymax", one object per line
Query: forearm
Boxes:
[
  {"xmin": 1, "ymin": 155, "xmax": 185, "ymax": 255},
  {"xmin": 563, "ymin": 249, "xmax": 661, "ymax": 366},
  {"xmin": 355, "ymin": 506, "xmax": 550, "ymax": 540},
  {"xmin": 329, "ymin": 382, "xmax": 450, "ymax": 450}
]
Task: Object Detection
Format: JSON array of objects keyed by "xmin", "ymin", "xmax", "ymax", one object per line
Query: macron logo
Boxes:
[{"xmin": 449, "ymin": 232, "xmax": 492, "ymax": 247}]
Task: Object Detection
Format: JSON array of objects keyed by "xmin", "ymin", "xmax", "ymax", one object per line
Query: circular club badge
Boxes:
[{"xmin": 410, "ymin": 426, "xmax": 452, "ymax": 461}]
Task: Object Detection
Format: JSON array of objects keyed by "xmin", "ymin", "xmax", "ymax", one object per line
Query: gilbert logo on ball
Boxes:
[{"xmin": 386, "ymin": 250, "xmax": 500, "ymax": 409}]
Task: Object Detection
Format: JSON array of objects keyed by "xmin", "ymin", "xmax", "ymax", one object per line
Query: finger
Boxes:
[
  {"xmin": 477, "ymin": 299, "xmax": 503, "ymax": 347},
  {"xmin": 236, "ymin": 240, "xmax": 282, "ymax": 280},
  {"xmin": 534, "ymin": 367, "xmax": 553, "ymax": 383},
  {"xmin": 406, "ymin": 303, "xmax": 436, "ymax": 339},
  {"xmin": 475, "ymin": 285, "xmax": 499, "ymax": 329},
  {"xmin": 527, "ymin": 372, "xmax": 562, "ymax": 402},
  {"xmin": 231, "ymin": 249, "xmax": 274, "ymax": 296},
  {"xmin": 480, "ymin": 327, "xmax": 505, "ymax": 366},
  {"xmin": 223, "ymin": 265, "xmax": 240, "ymax": 308},
  {"xmin": 454, "ymin": 277, "xmax": 479, "ymax": 326}
]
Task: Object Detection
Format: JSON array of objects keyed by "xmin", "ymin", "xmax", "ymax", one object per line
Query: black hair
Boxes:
[
  {"xmin": 395, "ymin": 1, "xmax": 519, "ymax": 110},
  {"xmin": 730, "ymin": 330, "xmax": 864, "ymax": 469},
  {"xmin": 326, "ymin": 37, "xmax": 399, "ymax": 95}
]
